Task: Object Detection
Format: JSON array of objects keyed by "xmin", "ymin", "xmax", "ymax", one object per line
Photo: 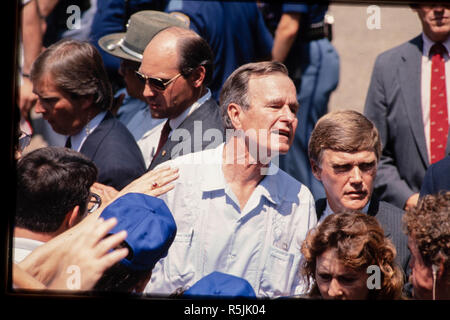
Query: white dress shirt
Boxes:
[
  {"xmin": 420, "ymin": 33, "xmax": 450, "ymax": 162},
  {"xmin": 145, "ymin": 143, "xmax": 317, "ymax": 298},
  {"xmin": 67, "ymin": 111, "xmax": 107, "ymax": 152}
]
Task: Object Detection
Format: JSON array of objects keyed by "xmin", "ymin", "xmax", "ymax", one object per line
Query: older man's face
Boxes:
[
  {"xmin": 414, "ymin": 4, "xmax": 450, "ymax": 42},
  {"xmin": 312, "ymin": 150, "xmax": 377, "ymax": 213},
  {"xmin": 238, "ymin": 72, "xmax": 298, "ymax": 157}
]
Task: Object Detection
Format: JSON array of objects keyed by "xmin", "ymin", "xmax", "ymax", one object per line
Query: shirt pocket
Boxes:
[
  {"xmin": 259, "ymin": 245, "xmax": 298, "ymax": 297},
  {"xmin": 166, "ymin": 229, "xmax": 196, "ymax": 284}
]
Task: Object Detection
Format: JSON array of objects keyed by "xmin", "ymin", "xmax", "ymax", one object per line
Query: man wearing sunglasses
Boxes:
[
  {"xmin": 14, "ymin": 147, "xmax": 98, "ymax": 264},
  {"xmin": 139, "ymin": 26, "xmax": 224, "ymax": 171}
]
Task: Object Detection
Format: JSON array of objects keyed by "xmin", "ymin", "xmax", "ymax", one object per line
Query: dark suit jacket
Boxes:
[
  {"xmin": 315, "ymin": 197, "xmax": 410, "ymax": 273},
  {"xmin": 80, "ymin": 111, "xmax": 146, "ymax": 190},
  {"xmin": 364, "ymin": 35, "xmax": 450, "ymax": 209},
  {"xmin": 420, "ymin": 154, "xmax": 450, "ymax": 197},
  {"xmin": 148, "ymin": 97, "xmax": 224, "ymax": 170}
]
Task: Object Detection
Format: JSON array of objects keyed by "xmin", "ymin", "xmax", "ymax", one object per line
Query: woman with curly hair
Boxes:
[
  {"xmin": 403, "ymin": 191, "xmax": 450, "ymax": 300},
  {"xmin": 299, "ymin": 211, "xmax": 405, "ymax": 300}
]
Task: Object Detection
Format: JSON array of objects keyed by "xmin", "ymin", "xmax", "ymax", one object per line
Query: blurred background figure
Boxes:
[
  {"xmin": 165, "ymin": 0, "xmax": 273, "ymax": 102},
  {"xmin": 364, "ymin": 4, "xmax": 450, "ymax": 211},
  {"xmin": 300, "ymin": 212, "xmax": 405, "ymax": 300},
  {"xmin": 420, "ymin": 153, "xmax": 450, "ymax": 197},
  {"xmin": 258, "ymin": 1, "xmax": 339, "ymax": 200},
  {"xmin": 403, "ymin": 191, "xmax": 450, "ymax": 300}
]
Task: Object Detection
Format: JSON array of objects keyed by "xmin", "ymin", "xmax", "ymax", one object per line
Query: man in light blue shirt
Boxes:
[{"xmin": 145, "ymin": 61, "xmax": 317, "ymax": 298}]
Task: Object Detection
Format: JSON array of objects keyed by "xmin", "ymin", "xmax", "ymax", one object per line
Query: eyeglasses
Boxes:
[
  {"xmin": 87, "ymin": 192, "xmax": 102, "ymax": 214},
  {"xmin": 18, "ymin": 131, "xmax": 32, "ymax": 152},
  {"xmin": 135, "ymin": 71, "xmax": 182, "ymax": 91}
]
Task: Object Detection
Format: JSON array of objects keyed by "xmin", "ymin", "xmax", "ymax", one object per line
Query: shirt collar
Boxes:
[
  {"xmin": 168, "ymin": 88, "xmax": 211, "ymax": 132},
  {"xmin": 69, "ymin": 111, "xmax": 107, "ymax": 152},
  {"xmin": 200, "ymin": 145, "xmax": 291, "ymax": 206},
  {"xmin": 422, "ymin": 32, "xmax": 450, "ymax": 58}
]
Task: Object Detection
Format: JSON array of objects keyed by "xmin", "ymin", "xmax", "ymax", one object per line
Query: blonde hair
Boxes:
[{"xmin": 308, "ymin": 110, "xmax": 381, "ymax": 165}]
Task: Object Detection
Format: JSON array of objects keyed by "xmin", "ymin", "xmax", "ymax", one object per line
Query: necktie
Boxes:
[
  {"xmin": 430, "ymin": 43, "xmax": 449, "ymax": 164},
  {"xmin": 151, "ymin": 120, "xmax": 171, "ymax": 165},
  {"xmin": 65, "ymin": 136, "xmax": 72, "ymax": 149}
]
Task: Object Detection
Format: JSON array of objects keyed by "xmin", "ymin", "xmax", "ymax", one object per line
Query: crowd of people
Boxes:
[{"xmin": 12, "ymin": 1, "xmax": 450, "ymax": 301}]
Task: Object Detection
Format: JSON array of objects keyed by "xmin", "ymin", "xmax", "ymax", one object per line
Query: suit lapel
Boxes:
[
  {"xmin": 79, "ymin": 112, "xmax": 113, "ymax": 159},
  {"xmin": 398, "ymin": 36, "xmax": 429, "ymax": 167}
]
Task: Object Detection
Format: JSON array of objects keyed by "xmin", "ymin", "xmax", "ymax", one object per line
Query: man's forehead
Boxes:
[
  {"xmin": 247, "ymin": 73, "xmax": 296, "ymax": 100},
  {"xmin": 323, "ymin": 149, "xmax": 377, "ymax": 163}
]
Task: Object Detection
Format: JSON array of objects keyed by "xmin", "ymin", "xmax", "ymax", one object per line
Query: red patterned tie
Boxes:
[{"xmin": 430, "ymin": 43, "xmax": 449, "ymax": 164}]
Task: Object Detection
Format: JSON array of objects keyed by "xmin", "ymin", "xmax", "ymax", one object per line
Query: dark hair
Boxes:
[
  {"xmin": 16, "ymin": 147, "xmax": 98, "ymax": 233},
  {"xmin": 93, "ymin": 262, "xmax": 150, "ymax": 293},
  {"xmin": 219, "ymin": 61, "xmax": 289, "ymax": 129},
  {"xmin": 177, "ymin": 31, "xmax": 214, "ymax": 86},
  {"xmin": 30, "ymin": 39, "xmax": 113, "ymax": 110},
  {"xmin": 300, "ymin": 212, "xmax": 404, "ymax": 300}
]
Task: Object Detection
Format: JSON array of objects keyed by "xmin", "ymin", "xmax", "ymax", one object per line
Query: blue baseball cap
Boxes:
[
  {"xmin": 99, "ymin": 193, "xmax": 177, "ymax": 271},
  {"xmin": 183, "ymin": 272, "xmax": 256, "ymax": 298}
]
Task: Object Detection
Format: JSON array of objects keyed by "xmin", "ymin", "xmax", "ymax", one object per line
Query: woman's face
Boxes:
[{"xmin": 315, "ymin": 248, "xmax": 370, "ymax": 300}]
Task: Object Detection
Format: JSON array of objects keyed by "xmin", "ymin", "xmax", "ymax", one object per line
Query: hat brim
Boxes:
[{"xmin": 98, "ymin": 33, "xmax": 141, "ymax": 63}]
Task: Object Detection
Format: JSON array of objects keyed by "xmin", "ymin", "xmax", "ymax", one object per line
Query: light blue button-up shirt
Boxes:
[{"xmin": 145, "ymin": 143, "xmax": 317, "ymax": 297}]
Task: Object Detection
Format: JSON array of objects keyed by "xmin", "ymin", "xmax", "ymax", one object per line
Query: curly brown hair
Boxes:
[
  {"xmin": 403, "ymin": 191, "xmax": 450, "ymax": 270},
  {"xmin": 300, "ymin": 212, "xmax": 404, "ymax": 299}
]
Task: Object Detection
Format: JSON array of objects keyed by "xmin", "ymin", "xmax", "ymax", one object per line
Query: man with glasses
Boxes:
[
  {"xmin": 138, "ymin": 26, "xmax": 224, "ymax": 170},
  {"xmin": 14, "ymin": 147, "xmax": 98, "ymax": 263},
  {"xmin": 98, "ymin": 10, "xmax": 189, "ymax": 168}
]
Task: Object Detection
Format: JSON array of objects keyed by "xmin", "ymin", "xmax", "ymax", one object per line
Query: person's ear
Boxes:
[
  {"xmin": 227, "ymin": 103, "xmax": 244, "ymax": 130},
  {"xmin": 67, "ymin": 205, "xmax": 81, "ymax": 229},
  {"xmin": 189, "ymin": 65, "xmax": 206, "ymax": 88},
  {"xmin": 80, "ymin": 95, "xmax": 94, "ymax": 111},
  {"xmin": 310, "ymin": 159, "xmax": 322, "ymax": 181}
]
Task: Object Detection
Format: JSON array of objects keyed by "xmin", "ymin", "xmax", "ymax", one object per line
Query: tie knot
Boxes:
[
  {"xmin": 162, "ymin": 120, "xmax": 172, "ymax": 135},
  {"xmin": 430, "ymin": 43, "xmax": 448, "ymax": 57}
]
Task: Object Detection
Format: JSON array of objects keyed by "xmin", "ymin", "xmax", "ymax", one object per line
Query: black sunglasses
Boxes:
[{"xmin": 135, "ymin": 71, "xmax": 182, "ymax": 91}]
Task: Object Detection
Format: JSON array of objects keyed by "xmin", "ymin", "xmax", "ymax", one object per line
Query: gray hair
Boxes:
[{"xmin": 219, "ymin": 61, "xmax": 289, "ymax": 129}]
